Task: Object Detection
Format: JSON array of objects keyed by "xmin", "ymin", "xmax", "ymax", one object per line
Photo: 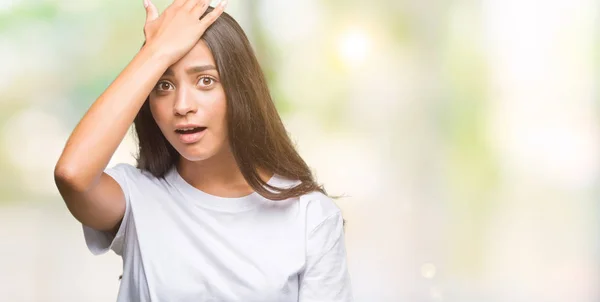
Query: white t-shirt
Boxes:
[{"xmin": 82, "ymin": 163, "xmax": 353, "ymax": 302}]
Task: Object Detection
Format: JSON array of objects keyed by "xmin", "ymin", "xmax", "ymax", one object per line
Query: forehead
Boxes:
[{"xmin": 169, "ymin": 40, "xmax": 216, "ymax": 71}]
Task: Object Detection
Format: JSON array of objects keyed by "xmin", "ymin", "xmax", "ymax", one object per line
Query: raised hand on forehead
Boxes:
[{"xmin": 142, "ymin": 0, "xmax": 227, "ymax": 64}]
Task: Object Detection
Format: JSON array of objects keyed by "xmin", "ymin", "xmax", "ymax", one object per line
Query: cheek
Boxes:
[
  {"xmin": 149, "ymin": 100, "xmax": 170, "ymax": 129},
  {"xmin": 203, "ymin": 89, "xmax": 227, "ymax": 126},
  {"xmin": 216, "ymin": 99, "xmax": 227, "ymax": 122}
]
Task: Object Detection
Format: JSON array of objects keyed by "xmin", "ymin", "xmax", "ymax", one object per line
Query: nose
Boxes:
[{"xmin": 173, "ymin": 87, "xmax": 198, "ymax": 116}]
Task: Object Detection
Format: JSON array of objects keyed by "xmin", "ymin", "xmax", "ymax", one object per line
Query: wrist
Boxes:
[{"xmin": 139, "ymin": 43, "xmax": 174, "ymax": 68}]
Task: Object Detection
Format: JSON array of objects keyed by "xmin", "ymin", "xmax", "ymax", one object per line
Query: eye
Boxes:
[
  {"xmin": 197, "ymin": 76, "xmax": 216, "ymax": 88},
  {"xmin": 155, "ymin": 81, "xmax": 174, "ymax": 91}
]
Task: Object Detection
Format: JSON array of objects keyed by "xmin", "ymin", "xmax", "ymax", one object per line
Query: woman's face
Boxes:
[{"xmin": 149, "ymin": 40, "xmax": 228, "ymax": 162}]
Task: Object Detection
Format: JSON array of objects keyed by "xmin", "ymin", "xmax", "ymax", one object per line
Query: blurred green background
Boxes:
[{"xmin": 1, "ymin": 0, "xmax": 599, "ymax": 301}]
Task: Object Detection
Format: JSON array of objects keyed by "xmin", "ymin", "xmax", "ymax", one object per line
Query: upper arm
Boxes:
[
  {"xmin": 299, "ymin": 212, "xmax": 353, "ymax": 301},
  {"xmin": 55, "ymin": 169, "xmax": 127, "ymax": 233}
]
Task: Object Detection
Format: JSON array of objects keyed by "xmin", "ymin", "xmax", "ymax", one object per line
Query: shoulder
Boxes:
[
  {"xmin": 299, "ymin": 191, "xmax": 341, "ymax": 216},
  {"xmin": 268, "ymin": 175, "xmax": 343, "ymax": 231},
  {"xmin": 105, "ymin": 162, "xmax": 139, "ymax": 175},
  {"xmin": 299, "ymin": 191, "xmax": 343, "ymax": 232},
  {"xmin": 105, "ymin": 163, "xmax": 141, "ymax": 181},
  {"xmin": 271, "ymin": 175, "xmax": 342, "ymax": 220},
  {"xmin": 271, "ymin": 175, "xmax": 341, "ymax": 217},
  {"xmin": 104, "ymin": 162, "xmax": 158, "ymax": 188}
]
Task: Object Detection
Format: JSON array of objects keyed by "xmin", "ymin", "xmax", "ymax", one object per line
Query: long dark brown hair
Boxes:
[{"xmin": 133, "ymin": 8, "xmax": 327, "ymax": 201}]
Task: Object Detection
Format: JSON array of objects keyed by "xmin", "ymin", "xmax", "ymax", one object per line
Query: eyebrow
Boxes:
[{"xmin": 163, "ymin": 65, "xmax": 217, "ymax": 77}]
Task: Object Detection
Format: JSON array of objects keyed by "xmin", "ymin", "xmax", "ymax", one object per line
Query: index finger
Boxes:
[
  {"xmin": 196, "ymin": 0, "xmax": 227, "ymax": 28},
  {"xmin": 171, "ymin": 0, "xmax": 187, "ymax": 8}
]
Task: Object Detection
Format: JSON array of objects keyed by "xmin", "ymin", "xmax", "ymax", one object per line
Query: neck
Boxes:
[{"xmin": 176, "ymin": 147, "xmax": 272, "ymax": 198}]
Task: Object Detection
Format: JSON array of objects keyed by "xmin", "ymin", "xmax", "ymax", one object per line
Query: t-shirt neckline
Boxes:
[{"xmin": 167, "ymin": 166, "xmax": 278, "ymax": 212}]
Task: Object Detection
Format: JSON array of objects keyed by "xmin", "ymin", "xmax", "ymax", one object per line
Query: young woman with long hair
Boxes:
[{"xmin": 54, "ymin": 0, "xmax": 353, "ymax": 301}]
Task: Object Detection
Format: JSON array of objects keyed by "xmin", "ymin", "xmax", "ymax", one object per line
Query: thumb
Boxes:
[{"xmin": 144, "ymin": 0, "xmax": 159, "ymax": 23}]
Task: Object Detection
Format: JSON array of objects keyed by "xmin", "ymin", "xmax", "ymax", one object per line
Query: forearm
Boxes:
[{"xmin": 55, "ymin": 45, "xmax": 170, "ymax": 191}]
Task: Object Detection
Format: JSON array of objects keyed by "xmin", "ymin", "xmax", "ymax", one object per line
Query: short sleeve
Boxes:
[
  {"xmin": 82, "ymin": 163, "xmax": 133, "ymax": 256},
  {"xmin": 299, "ymin": 211, "xmax": 354, "ymax": 301}
]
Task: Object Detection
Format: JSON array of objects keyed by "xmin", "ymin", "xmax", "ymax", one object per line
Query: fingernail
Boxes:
[
  {"xmin": 143, "ymin": 0, "xmax": 149, "ymax": 8},
  {"xmin": 220, "ymin": 0, "xmax": 227, "ymax": 8}
]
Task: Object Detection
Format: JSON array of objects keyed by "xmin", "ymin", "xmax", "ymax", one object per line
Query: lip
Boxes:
[
  {"xmin": 175, "ymin": 123, "xmax": 205, "ymax": 130},
  {"xmin": 176, "ymin": 128, "xmax": 207, "ymax": 144}
]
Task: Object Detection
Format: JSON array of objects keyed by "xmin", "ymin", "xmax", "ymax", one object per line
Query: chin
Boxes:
[
  {"xmin": 177, "ymin": 149, "xmax": 213, "ymax": 162},
  {"xmin": 175, "ymin": 143, "xmax": 221, "ymax": 163},
  {"xmin": 168, "ymin": 134, "xmax": 229, "ymax": 163}
]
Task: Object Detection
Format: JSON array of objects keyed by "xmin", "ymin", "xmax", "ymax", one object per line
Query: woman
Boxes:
[{"xmin": 54, "ymin": 0, "xmax": 353, "ymax": 301}]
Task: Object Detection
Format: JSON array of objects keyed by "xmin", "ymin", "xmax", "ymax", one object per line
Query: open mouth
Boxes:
[
  {"xmin": 175, "ymin": 127, "xmax": 207, "ymax": 144},
  {"xmin": 175, "ymin": 127, "xmax": 207, "ymax": 134}
]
